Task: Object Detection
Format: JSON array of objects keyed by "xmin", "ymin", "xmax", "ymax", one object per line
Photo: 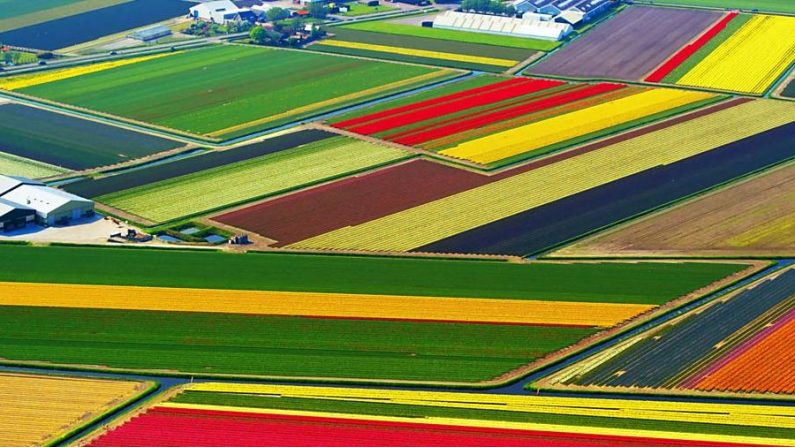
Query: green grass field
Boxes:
[
  {"xmin": 635, "ymin": 0, "xmax": 795, "ymax": 14},
  {"xmin": 0, "ymin": 151, "xmax": 67, "ymax": 178},
  {"xmin": 100, "ymin": 137, "xmax": 410, "ymax": 223},
  {"xmin": 0, "ymin": 245, "xmax": 749, "ymax": 304},
  {"xmin": 171, "ymin": 390, "xmax": 795, "ymax": 439},
  {"xmin": 17, "ymin": 45, "xmax": 452, "ymax": 141},
  {"xmin": 0, "ymin": 0, "xmax": 128, "ymax": 32},
  {"xmin": 0, "ymin": 306, "xmax": 592, "ymax": 382},
  {"xmin": 341, "ymin": 21, "xmax": 561, "ymax": 51},
  {"xmin": 341, "ymin": 3, "xmax": 398, "ymax": 16}
]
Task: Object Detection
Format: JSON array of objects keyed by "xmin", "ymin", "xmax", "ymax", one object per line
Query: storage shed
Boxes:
[
  {"xmin": 189, "ymin": 0, "xmax": 244, "ymax": 23},
  {"xmin": 0, "ymin": 198, "xmax": 35, "ymax": 232},
  {"xmin": 1, "ymin": 183, "xmax": 94, "ymax": 226},
  {"xmin": 0, "ymin": 175, "xmax": 44, "ymax": 196},
  {"xmin": 129, "ymin": 25, "xmax": 172, "ymax": 42}
]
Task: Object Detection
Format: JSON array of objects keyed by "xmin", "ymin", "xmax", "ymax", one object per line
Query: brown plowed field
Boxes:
[{"xmin": 557, "ymin": 161, "xmax": 795, "ymax": 257}]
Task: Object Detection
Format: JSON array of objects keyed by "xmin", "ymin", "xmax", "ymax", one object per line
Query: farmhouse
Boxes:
[
  {"xmin": 434, "ymin": 10, "xmax": 573, "ymax": 40},
  {"xmin": 189, "ymin": 0, "xmax": 253, "ymax": 23},
  {"xmin": 0, "ymin": 198, "xmax": 35, "ymax": 232},
  {"xmin": 0, "ymin": 175, "xmax": 94, "ymax": 226}
]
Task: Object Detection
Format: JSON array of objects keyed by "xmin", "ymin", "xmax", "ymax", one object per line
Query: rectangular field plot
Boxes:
[
  {"xmin": 0, "ymin": 372, "xmax": 151, "ymax": 447},
  {"xmin": 0, "ymin": 0, "xmax": 192, "ymax": 51},
  {"xmin": 0, "ymin": 103, "xmax": 183, "ymax": 170},
  {"xmin": 99, "ymin": 136, "xmax": 409, "ymax": 224},
  {"xmin": 332, "ymin": 76, "xmax": 717, "ymax": 168},
  {"xmin": 84, "ymin": 384, "xmax": 795, "ymax": 447},
  {"xmin": 530, "ymin": 6, "xmax": 722, "ymax": 81},
  {"xmin": 636, "ymin": 0, "xmax": 795, "ymax": 15},
  {"xmin": 543, "ymin": 267, "xmax": 795, "ymax": 396},
  {"xmin": 0, "ymin": 244, "xmax": 750, "ymax": 383},
  {"xmin": 290, "ymin": 99, "xmax": 795, "ymax": 254},
  {"xmin": 312, "ymin": 27, "xmax": 536, "ymax": 72},
  {"xmin": 8, "ymin": 45, "xmax": 455, "ymax": 141},
  {"xmin": 0, "ymin": 151, "xmax": 67, "ymax": 179},
  {"xmin": 673, "ymin": 14, "xmax": 795, "ymax": 94},
  {"xmin": 558, "ymin": 162, "xmax": 795, "ymax": 258}
]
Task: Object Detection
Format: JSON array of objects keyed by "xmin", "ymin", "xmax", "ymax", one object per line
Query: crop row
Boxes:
[
  {"xmin": 289, "ymin": 99, "xmax": 795, "ymax": 252},
  {"xmin": 676, "ymin": 14, "xmax": 795, "ymax": 94},
  {"xmin": 0, "ymin": 150, "xmax": 66, "ymax": 179},
  {"xmin": 99, "ymin": 137, "xmax": 409, "ymax": 223},
  {"xmin": 0, "ymin": 373, "xmax": 148, "ymax": 447},
  {"xmin": 0, "ymin": 281, "xmax": 652, "ymax": 327}
]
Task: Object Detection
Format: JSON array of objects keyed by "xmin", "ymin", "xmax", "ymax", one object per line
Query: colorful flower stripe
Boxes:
[
  {"xmin": 0, "ymin": 53, "xmax": 176, "ymax": 91},
  {"xmin": 319, "ymin": 39, "xmax": 520, "ymax": 67},
  {"xmin": 693, "ymin": 309, "xmax": 795, "ymax": 394},
  {"xmin": 393, "ymin": 83, "xmax": 625, "ymax": 146},
  {"xmin": 645, "ymin": 12, "xmax": 739, "ymax": 83},
  {"xmin": 347, "ymin": 78, "xmax": 561, "ymax": 135},
  {"xmin": 334, "ymin": 77, "xmax": 521, "ymax": 129},
  {"xmin": 676, "ymin": 14, "xmax": 795, "ymax": 94},
  {"xmin": 0, "ymin": 373, "xmax": 148, "ymax": 447},
  {"xmin": 87, "ymin": 405, "xmax": 786, "ymax": 447},
  {"xmin": 0, "ymin": 281, "xmax": 652, "ymax": 327},
  {"xmin": 441, "ymin": 89, "xmax": 714, "ymax": 165}
]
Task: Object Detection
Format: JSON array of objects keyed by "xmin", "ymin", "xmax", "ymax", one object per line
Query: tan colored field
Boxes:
[
  {"xmin": 0, "ymin": 373, "xmax": 150, "ymax": 447},
  {"xmin": 556, "ymin": 162, "xmax": 795, "ymax": 257}
]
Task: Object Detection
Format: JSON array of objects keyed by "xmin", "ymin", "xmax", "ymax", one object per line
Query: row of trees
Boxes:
[{"xmin": 460, "ymin": 0, "xmax": 517, "ymax": 16}]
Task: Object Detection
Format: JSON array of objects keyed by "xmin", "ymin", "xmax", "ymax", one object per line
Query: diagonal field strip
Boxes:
[
  {"xmin": 317, "ymin": 40, "xmax": 519, "ymax": 67},
  {"xmin": 0, "ymin": 281, "xmax": 653, "ymax": 327},
  {"xmin": 289, "ymin": 100, "xmax": 795, "ymax": 251}
]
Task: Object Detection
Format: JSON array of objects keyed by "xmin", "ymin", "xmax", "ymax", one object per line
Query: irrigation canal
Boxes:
[{"xmin": 2, "ymin": 258, "xmax": 793, "ymax": 445}]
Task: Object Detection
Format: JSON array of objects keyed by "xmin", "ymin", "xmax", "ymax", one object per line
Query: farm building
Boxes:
[
  {"xmin": 0, "ymin": 175, "xmax": 94, "ymax": 226},
  {"xmin": 0, "ymin": 198, "xmax": 35, "ymax": 232},
  {"xmin": 128, "ymin": 25, "xmax": 172, "ymax": 42},
  {"xmin": 434, "ymin": 11, "xmax": 573, "ymax": 40},
  {"xmin": 511, "ymin": 0, "xmax": 613, "ymax": 24},
  {"xmin": 189, "ymin": 0, "xmax": 255, "ymax": 23}
]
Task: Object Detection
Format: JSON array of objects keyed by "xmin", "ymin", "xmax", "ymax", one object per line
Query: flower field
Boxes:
[
  {"xmin": 98, "ymin": 137, "xmax": 410, "ymax": 224},
  {"xmin": 291, "ymin": 99, "xmax": 795, "ymax": 252},
  {"xmin": 543, "ymin": 267, "xmax": 795, "ymax": 396},
  {"xmin": 315, "ymin": 40, "xmax": 518, "ymax": 68},
  {"xmin": 9, "ymin": 45, "xmax": 455, "ymax": 141},
  {"xmin": 81, "ymin": 384, "xmax": 795, "ymax": 446},
  {"xmin": 0, "ymin": 372, "xmax": 151, "ymax": 447},
  {"xmin": 674, "ymin": 15, "xmax": 795, "ymax": 94},
  {"xmin": 333, "ymin": 76, "xmax": 716, "ymax": 167},
  {"xmin": 0, "ymin": 150, "xmax": 66, "ymax": 178}
]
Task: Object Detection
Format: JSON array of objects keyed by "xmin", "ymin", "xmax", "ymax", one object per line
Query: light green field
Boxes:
[
  {"xmin": 342, "ymin": 21, "xmax": 561, "ymax": 51},
  {"xmin": 635, "ymin": 0, "xmax": 795, "ymax": 14},
  {"xmin": 341, "ymin": 3, "xmax": 398, "ymax": 17},
  {"xmin": 0, "ymin": 0, "xmax": 129, "ymax": 33},
  {"xmin": 17, "ymin": 45, "xmax": 453, "ymax": 141},
  {"xmin": 101, "ymin": 137, "xmax": 410, "ymax": 223},
  {"xmin": 0, "ymin": 151, "xmax": 67, "ymax": 178}
]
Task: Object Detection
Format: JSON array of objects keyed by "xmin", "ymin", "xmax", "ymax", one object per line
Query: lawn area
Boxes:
[
  {"xmin": 0, "ymin": 0, "xmax": 128, "ymax": 32},
  {"xmin": 0, "ymin": 103, "xmax": 183, "ymax": 170},
  {"xmin": 15, "ymin": 45, "xmax": 456, "ymax": 141},
  {"xmin": 341, "ymin": 21, "xmax": 561, "ymax": 51},
  {"xmin": 636, "ymin": 0, "xmax": 795, "ymax": 14},
  {"xmin": 341, "ymin": 2, "xmax": 398, "ymax": 16},
  {"xmin": 100, "ymin": 137, "xmax": 410, "ymax": 223},
  {"xmin": 0, "ymin": 244, "xmax": 750, "ymax": 304}
]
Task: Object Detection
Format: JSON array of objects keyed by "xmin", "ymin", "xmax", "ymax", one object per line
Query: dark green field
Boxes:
[
  {"xmin": 783, "ymin": 77, "xmax": 795, "ymax": 98},
  {"xmin": 0, "ymin": 245, "xmax": 749, "ymax": 304},
  {"xmin": 0, "ymin": 306, "xmax": 594, "ymax": 382},
  {"xmin": 171, "ymin": 390, "xmax": 795, "ymax": 439},
  {"xmin": 0, "ymin": 103, "xmax": 182, "ymax": 170}
]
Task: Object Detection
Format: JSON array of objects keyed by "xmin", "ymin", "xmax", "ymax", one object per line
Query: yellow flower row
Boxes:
[
  {"xmin": 0, "ymin": 373, "xmax": 148, "ymax": 447},
  {"xmin": 677, "ymin": 15, "xmax": 795, "ymax": 94},
  {"xmin": 171, "ymin": 383, "xmax": 795, "ymax": 445},
  {"xmin": 440, "ymin": 88, "xmax": 713, "ymax": 164},
  {"xmin": 0, "ymin": 281, "xmax": 651, "ymax": 327},
  {"xmin": 289, "ymin": 99, "xmax": 795, "ymax": 252},
  {"xmin": 320, "ymin": 39, "xmax": 519, "ymax": 67},
  {"xmin": 0, "ymin": 52, "xmax": 176, "ymax": 91}
]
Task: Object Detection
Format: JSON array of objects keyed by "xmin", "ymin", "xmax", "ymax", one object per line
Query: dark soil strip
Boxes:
[
  {"xmin": 330, "ymin": 28, "xmax": 532, "ymax": 61},
  {"xmin": 572, "ymin": 269, "xmax": 795, "ymax": 388},
  {"xmin": 216, "ymin": 99, "xmax": 744, "ymax": 245},
  {"xmin": 215, "ymin": 159, "xmax": 489, "ymax": 246},
  {"xmin": 64, "ymin": 129, "xmax": 333, "ymax": 198},
  {"xmin": 0, "ymin": 0, "xmax": 194, "ymax": 51},
  {"xmin": 530, "ymin": 6, "xmax": 721, "ymax": 81},
  {"xmin": 416, "ymin": 120, "xmax": 795, "ymax": 256},
  {"xmin": 0, "ymin": 104, "xmax": 182, "ymax": 170}
]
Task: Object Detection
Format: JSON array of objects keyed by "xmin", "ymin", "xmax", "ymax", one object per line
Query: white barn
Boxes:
[
  {"xmin": 189, "ymin": 0, "xmax": 243, "ymax": 23},
  {"xmin": 434, "ymin": 11, "xmax": 572, "ymax": 40},
  {"xmin": 0, "ymin": 176, "xmax": 94, "ymax": 226}
]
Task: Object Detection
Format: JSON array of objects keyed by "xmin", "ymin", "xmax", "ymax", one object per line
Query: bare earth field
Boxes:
[
  {"xmin": 530, "ymin": 6, "xmax": 721, "ymax": 81},
  {"xmin": 556, "ymin": 162, "xmax": 795, "ymax": 257}
]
